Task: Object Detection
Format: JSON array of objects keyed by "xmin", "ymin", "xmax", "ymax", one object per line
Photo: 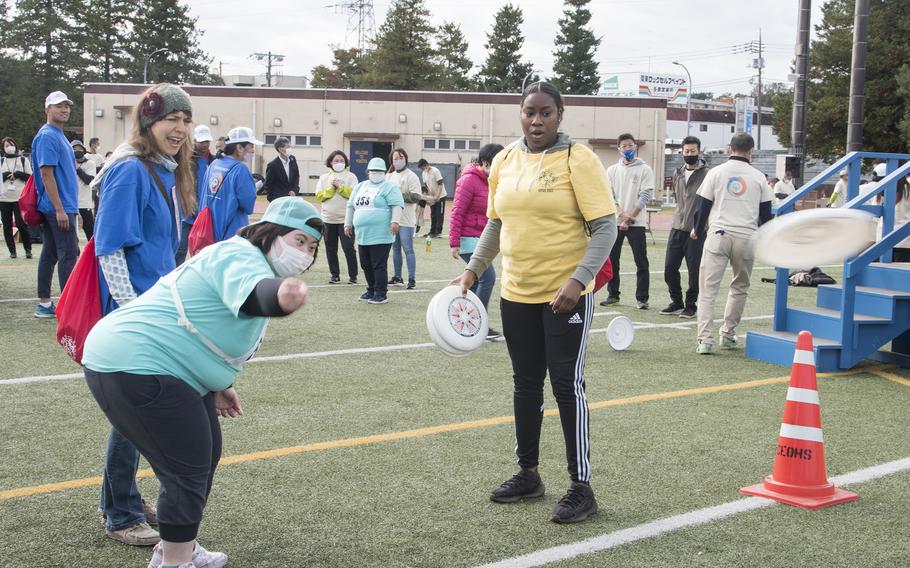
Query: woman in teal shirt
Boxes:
[
  {"xmin": 83, "ymin": 197, "xmax": 323, "ymax": 568},
  {"xmin": 344, "ymin": 157, "xmax": 404, "ymax": 304}
]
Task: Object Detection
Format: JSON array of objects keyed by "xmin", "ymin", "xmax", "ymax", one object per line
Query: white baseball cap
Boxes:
[
  {"xmin": 225, "ymin": 126, "xmax": 263, "ymax": 146},
  {"xmin": 873, "ymin": 162, "xmax": 887, "ymax": 178},
  {"xmin": 193, "ymin": 124, "xmax": 214, "ymax": 142},
  {"xmin": 45, "ymin": 91, "xmax": 74, "ymax": 107}
]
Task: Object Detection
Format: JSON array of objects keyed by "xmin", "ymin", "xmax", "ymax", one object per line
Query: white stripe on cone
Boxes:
[
  {"xmin": 793, "ymin": 349, "xmax": 815, "ymax": 366},
  {"xmin": 786, "ymin": 387, "xmax": 820, "ymax": 405},
  {"xmin": 779, "ymin": 423, "xmax": 824, "ymax": 443}
]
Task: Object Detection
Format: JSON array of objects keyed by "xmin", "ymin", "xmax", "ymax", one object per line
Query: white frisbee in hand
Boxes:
[
  {"xmin": 426, "ymin": 286, "xmax": 489, "ymax": 356},
  {"xmin": 755, "ymin": 208, "xmax": 876, "ymax": 268},
  {"xmin": 607, "ymin": 316, "xmax": 635, "ymax": 351}
]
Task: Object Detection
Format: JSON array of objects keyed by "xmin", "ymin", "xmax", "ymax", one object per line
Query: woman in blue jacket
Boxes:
[{"xmin": 90, "ymin": 83, "xmax": 198, "ymax": 547}]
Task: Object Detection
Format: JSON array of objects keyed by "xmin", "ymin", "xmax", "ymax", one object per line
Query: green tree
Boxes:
[
  {"xmin": 359, "ymin": 0, "xmax": 438, "ymax": 90},
  {"xmin": 691, "ymin": 92, "xmax": 714, "ymax": 101},
  {"xmin": 805, "ymin": 0, "xmax": 910, "ymax": 157},
  {"xmin": 7, "ymin": 0, "xmax": 87, "ymax": 94},
  {"xmin": 476, "ymin": 4, "xmax": 534, "ymax": 93},
  {"xmin": 83, "ymin": 0, "xmax": 133, "ymax": 82},
  {"xmin": 123, "ymin": 0, "xmax": 221, "ymax": 85},
  {"xmin": 433, "ymin": 22, "xmax": 473, "ymax": 91},
  {"xmin": 771, "ymin": 88, "xmax": 793, "ymax": 148},
  {"xmin": 311, "ymin": 48, "xmax": 365, "ymax": 89},
  {"xmin": 550, "ymin": 0, "xmax": 600, "ymax": 95}
]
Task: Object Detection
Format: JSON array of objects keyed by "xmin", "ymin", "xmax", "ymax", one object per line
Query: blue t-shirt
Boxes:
[
  {"xmin": 201, "ymin": 157, "xmax": 256, "ymax": 241},
  {"xmin": 83, "ymin": 237, "xmax": 276, "ymax": 395},
  {"xmin": 347, "ymin": 180, "xmax": 404, "ymax": 245},
  {"xmin": 183, "ymin": 154, "xmax": 211, "ymax": 225},
  {"xmin": 94, "ymin": 158, "xmax": 179, "ymax": 315},
  {"xmin": 31, "ymin": 124, "xmax": 78, "ymax": 214}
]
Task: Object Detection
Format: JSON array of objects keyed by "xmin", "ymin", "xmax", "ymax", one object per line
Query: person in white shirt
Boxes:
[
  {"xmin": 0, "ymin": 136, "xmax": 33, "ymax": 258},
  {"xmin": 418, "ymin": 159, "xmax": 447, "ymax": 238},
  {"xmin": 691, "ymin": 133, "xmax": 773, "ymax": 354},
  {"xmin": 773, "ymin": 170, "xmax": 796, "ymax": 205},
  {"xmin": 386, "ymin": 148, "xmax": 422, "ymax": 289},
  {"xmin": 71, "ymin": 140, "xmax": 95, "ymax": 240},
  {"xmin": 315, "ymin": 150, "xmax": 359, "ymax": 284},
  {"xmin": 602, "ymin": 133, "xmax": 654, "ymax": 309},
  {"xmin": 829, "ymin": 170, "xmax": 848, "ymax": 207}
]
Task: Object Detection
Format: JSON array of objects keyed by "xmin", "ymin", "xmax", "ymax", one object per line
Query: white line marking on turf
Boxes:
[
  {"xmin": 476, "ymin": 456, "xmax": 910, "ymax": 568},
  {"xmin": 0, "ymin": 315, "xmax": 774, "ymax": 386}
]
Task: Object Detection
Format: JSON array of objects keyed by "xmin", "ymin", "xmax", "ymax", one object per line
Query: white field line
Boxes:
[
  {"xmin": 0, "ymin": 263, "xmax": 807, "ymax": 304},
  {"xmin": 1, "ymin": 315, "xmax": 775, "ymax": 386},
  {"xmin": 476, "ymin": 456, "xmax": 910, "ymax": 568}
]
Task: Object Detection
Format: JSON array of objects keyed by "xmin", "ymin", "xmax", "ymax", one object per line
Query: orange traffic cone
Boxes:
[{"xmin": 740, "ymin": 331, "xmax": 859, "ymax": 509}]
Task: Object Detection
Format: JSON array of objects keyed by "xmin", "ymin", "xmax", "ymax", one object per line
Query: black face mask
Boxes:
[
  {"xmin": 74, "ymin": 151, "xmax": 86, "ymax": 161},
  {"xmin": 683, "ymin": 155, "xmax": 699, "ymax": 166}
]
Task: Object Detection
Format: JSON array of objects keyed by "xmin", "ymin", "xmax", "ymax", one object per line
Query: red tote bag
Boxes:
[
  {"xmin": 187, "ymin": 206, "xmax": 215, "ymax": 256},
  {"xmin": 18, "ymin": 175, "xmax": 43, "ymax": 226},
  {"xmin": 56, "ymin": 238, "xmax": 103, "ymax": 364},
  {"xmin": 593, "ymin": 257, "xmax": 613, "ymax": 293}
]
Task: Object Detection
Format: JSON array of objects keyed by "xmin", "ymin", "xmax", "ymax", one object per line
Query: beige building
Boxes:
[{"xmin": 83, "ymin": 83, "xmax": 667, "ymax": 195}]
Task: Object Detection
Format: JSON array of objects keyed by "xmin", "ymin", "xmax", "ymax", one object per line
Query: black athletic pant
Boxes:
[
  {"xmin": 0, "ymin": 202, "xmax": 31, "ymax": 255},
  {"xmin": 79, "ymin": 208, "xmax": 95, "ymax": 241},
  {"xmin": 324, "ymin": 223, "xmax": 358, "ymax": 280},
  {"xmin": 85, "ymin": 370, "xmax": 222, "ymax": 543},
  {"xmin": 501, "ymin": 294, "xmax": 594, "ymax": 482},
  {"xmin": 664, "ymin": 228, "xmax": 704, "ymax": 308},
  {"xmin": 430, "ymin": 197, "xmax": 446, "ymax": 236},
  {"xmin": 607, "ymin": 225, "xmax": 649, "ymax": 302},
  {"xmin": 358, "ymin": 243, "xmax": 391, "ymax": 297}
]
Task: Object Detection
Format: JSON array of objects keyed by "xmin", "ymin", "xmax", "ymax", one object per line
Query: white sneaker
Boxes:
[{"xmin": 147, "ymin": 541, "xmax": 228, "ymax": 568}]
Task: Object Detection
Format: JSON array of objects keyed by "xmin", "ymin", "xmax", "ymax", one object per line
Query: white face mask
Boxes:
[
  {"xmin": 392, "ymin": 159, "xmax": 406, "ymax": 171},
  {"xmin": 332, "ymin": 162, "xmax": 345, "ymax": 172},
  {"xmin": 283, "ymin": 147, "xmax": 293, "ymax": 157},
  {"xmin": 369, "ymin": 171, "xmax": 385, "ymax": 184},
  {"xmin": 4, "ymin": 145, "xmax": 15, "ymax": 154},
  {"xmin": 268, "ymin": 237, "xmax": 314, "ymax": 277}
]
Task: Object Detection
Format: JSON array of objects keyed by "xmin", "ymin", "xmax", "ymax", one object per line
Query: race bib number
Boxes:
[{"xmin": 354, "ymin": 186, "xmax": 380, "ymax": 209}]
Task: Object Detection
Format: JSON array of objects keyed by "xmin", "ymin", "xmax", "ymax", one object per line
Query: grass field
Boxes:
[{"xmin": 1, "ymin": 208, "xmax": 909, "ymax": 567}]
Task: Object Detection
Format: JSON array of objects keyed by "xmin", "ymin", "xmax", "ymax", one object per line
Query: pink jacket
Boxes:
[{"xmin": 448, "ymin": 162, "xmax": 490, "ymax": 249}]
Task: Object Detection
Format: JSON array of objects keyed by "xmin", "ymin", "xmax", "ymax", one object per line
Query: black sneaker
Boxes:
[
  {"xmin": 550, "ymin": 482, "xmax": 598, "ymax": 523},
  {"xmin": 359, "ymin": 292, "xmax": 373, "ymax": 302},
  {"xmin": 368, "ymin": 294, "xmax": 388, "ymax": 305},
  {"xmin": 389, "ymin": 276, "xmax": 404, "ymax": 286},
  {"xmin": 490, "ymin": 469, "xmax": 545, "ymax": 503},
  {"xmin": 486, "ymin": 328, "xmax": 502, "ymax": 340},
  {"xmin": 407, "ymin": 279, "xmax": 416, "ymax": 289},
  {"xmin": 329, "ymin": 275, "xmax": 341, "ymax": 284},
  {"xmin": 25, "ymin": 251, "xmax": 32, "ymax": 259},
  {"xmin": 679, "ymin": 305, "xmax": 696, "ymax": 319},
  {"xmin": 659, "ymin": 302, "xmax": 684, "ymax": 315},
  {"xmin": 599, "ymin": 296, "xmax": 619, "ymax": 307},
  {"xmin": 348, "ymin": 277, "xmax": 358, "ymax": 285}
]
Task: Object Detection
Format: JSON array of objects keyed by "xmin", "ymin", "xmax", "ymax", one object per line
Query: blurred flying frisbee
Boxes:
[{"xmin": 755, "ymin": 208, "xmax": 876, "ymax": 268}]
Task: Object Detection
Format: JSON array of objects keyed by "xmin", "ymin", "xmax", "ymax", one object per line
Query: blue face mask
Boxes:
[{"xmin": 621, "ymin": 147, "xmax": 637, "ymax": 161}]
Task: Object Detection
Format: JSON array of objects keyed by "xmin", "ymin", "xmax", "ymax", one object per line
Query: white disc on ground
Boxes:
[
  {"xmin": 607, "ymin": 316, "xmax": 635, "ymax": 351},
  {"xmin": 426, "ymin": 286, "xmax": 488, "ymax": 355},
  {"xmin": 755, "ymin": 208, "xmax": 876, "ymax": 268}
]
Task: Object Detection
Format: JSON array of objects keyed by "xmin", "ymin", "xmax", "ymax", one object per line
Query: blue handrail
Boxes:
[{"xmin": 769, "ymin": 152, "xmax": 910, "ymax": 369}]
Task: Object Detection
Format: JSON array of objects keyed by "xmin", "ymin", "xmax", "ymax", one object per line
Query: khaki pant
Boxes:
[{"xmin": 696, "ymin": 231, "xmax": 755, "ymax": 344}]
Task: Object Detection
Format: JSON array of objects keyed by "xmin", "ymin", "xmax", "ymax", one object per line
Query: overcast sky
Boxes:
[{"xmin": 187, "ymin": 0, "xmax": 828, "ymax": 96}]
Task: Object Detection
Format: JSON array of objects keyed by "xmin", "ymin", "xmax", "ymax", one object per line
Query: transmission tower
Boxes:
[{"xmin": 327, "ymin": 0, "xmax": 375, "ymax": 54}]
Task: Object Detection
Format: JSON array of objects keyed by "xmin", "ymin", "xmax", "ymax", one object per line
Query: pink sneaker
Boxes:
[{"xmin": 147, "ymin": 541, "xmax": 228, "ymax": 568}]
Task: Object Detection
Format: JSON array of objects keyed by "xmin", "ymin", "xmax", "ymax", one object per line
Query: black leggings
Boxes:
[
  {"xmin": 85, "ymin": 370, "xmax": 222, "ymax": 543},
  {"xmin": 358, "ymin": 243, "xmax": 391, "ymax": 296},
  {"xmin": 500, "ymin": 294, "xmax": 594, "ymax": 482},
  {"xmin": 79, "ymin": 208, "xmax": 94, "ymax": 241},
  {"xmin": 324, "ymin": 222, "xmax": 358, "ymax": 279},
  {"xmin": 0, "ymin": 201, "xmax": 31, "ymax": 255}
]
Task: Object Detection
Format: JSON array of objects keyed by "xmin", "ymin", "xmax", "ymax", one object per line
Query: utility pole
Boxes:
[
  {"xmin": 846, "ymin": 0, "xmax": 870, "ymax": 151},
  {"xmin": 252, "ymin": 51, "xmax": 286, "ymax": 87},
  {"xmin": 748, "ymin": 31, "xmax": 765, "ymax": 150},
  {"xmin": 791, "ymin": 0, "xmax": 811, "ymax": 186}
]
